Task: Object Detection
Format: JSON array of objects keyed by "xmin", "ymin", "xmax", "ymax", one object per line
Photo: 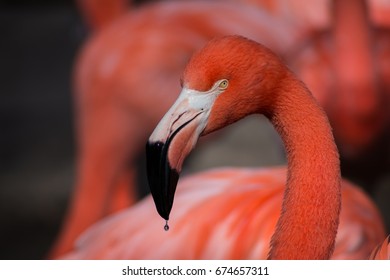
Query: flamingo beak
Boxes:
[
  {"xmin": 145, "ymin": 139, "xmax": 179, "ymax": 221},
  {"xmin": 146, "ymin": 86, "xmax": 220, "ymax": 221}
]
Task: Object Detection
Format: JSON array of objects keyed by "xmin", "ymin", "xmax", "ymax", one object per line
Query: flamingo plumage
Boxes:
[
  {"xmin": 63, "ymin": 168, "xmax": 385, "ymax": 260},
  {"xmin": 370, "ymin": 237, "xmax": 390, "ymax": 260},
  {"xmin": 63, "ymin": 36, "xmax": 386, "ymax": 260}
]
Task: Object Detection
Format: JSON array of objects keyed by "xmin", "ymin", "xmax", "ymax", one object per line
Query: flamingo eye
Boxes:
[{"xmin": 218, "ymin": 79, "xmax": 229, "ymax": 90}]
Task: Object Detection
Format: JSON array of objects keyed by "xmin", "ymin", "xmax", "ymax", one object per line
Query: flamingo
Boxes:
[
  {"xmin": 52, "ymin": 0, "xmax": 390, "ymax": 258},
  {"xmin": 63, "ymin": 36, "xmax": 386, "ymax": 260},
  {"xmin": 287, "ymin": 0, "xmax": 390, "ymax": 158},
  {"xmin": 49, "ymin": 0, "xmax": 302, "ymax": 259},
  {"xmin": 76, "ymin": 0, "xmax": 130, "ymax": 31}
]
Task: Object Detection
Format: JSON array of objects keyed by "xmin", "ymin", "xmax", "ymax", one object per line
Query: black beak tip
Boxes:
[{"xmin": 146, "ymin": 141, "xmax": 179, "ymax": 221}]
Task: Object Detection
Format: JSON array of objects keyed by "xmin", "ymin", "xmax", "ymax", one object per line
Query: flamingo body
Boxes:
[{"xmin": 64, "ymin": 167, "xmax": 385, "ymax": 259}]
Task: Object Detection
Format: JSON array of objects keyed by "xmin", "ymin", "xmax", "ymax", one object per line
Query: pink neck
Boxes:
[
  {"xmin": 266, "ymin": 74, "xmax": 341, "ymax": 259},
  {"xmin": 332, "ymin": 0, "xmax": 378, "ymax": 118}
]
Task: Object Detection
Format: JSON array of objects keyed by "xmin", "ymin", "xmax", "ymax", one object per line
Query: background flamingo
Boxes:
[
  {"xmin": 63, "ymin": 36, "xmax": 386, "ymax": 259},
  {"xmin": 77, "ymin": 0, "xmax": 130, "ymax": 31}
]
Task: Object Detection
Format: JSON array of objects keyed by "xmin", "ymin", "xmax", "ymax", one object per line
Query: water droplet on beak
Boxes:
[{"xmin": 164, "ymin": 220, "xmax": 169, "ymax": 231}]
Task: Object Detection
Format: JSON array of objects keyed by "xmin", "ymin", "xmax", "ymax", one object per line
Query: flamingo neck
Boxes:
[
  {"xmin": 332, "ymin": 0, "xmax": 379, "ymax": 124},
  {"xmin": 266, "ymin": 73, "xmax": 341, "ymax": 259}
]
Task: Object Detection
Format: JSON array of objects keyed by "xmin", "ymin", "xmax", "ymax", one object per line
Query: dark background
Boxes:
[
  {"xmin": 0, "ymin": 0, "xmax": 157, "ymax": 260},
  {"xmin": 1, "ymin": 0, "xmax": 82, "ymax": 259}
]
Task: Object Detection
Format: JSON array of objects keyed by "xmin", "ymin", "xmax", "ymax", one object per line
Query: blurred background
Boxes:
[
  {"xmin": 1, "ymin": 0, "xmax": 389, "ymax": 259},
  {"xmin": 1, "ymin": 0, "xmax": 81, "ymax": 259}
]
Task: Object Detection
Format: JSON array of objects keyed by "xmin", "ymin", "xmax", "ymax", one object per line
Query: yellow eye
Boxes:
[{"xmin": 218, "ymin": 79, "xmax": 229, "ymax": 90}]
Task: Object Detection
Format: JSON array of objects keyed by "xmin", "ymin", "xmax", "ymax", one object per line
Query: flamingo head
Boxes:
[{"xmin": 146, "ymin": 35, "xmax": 286, "ymax": 220}]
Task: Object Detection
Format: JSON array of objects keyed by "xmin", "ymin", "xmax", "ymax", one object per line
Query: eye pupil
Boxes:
[{"xmin": 219, "ymin": 80, "xmax": 228, "ymax": 89}]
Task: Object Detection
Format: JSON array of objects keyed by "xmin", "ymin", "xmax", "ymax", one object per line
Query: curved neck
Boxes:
[{"xmin": 266, "ymin": 73, "xmax": 341, "ymax": 259}]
